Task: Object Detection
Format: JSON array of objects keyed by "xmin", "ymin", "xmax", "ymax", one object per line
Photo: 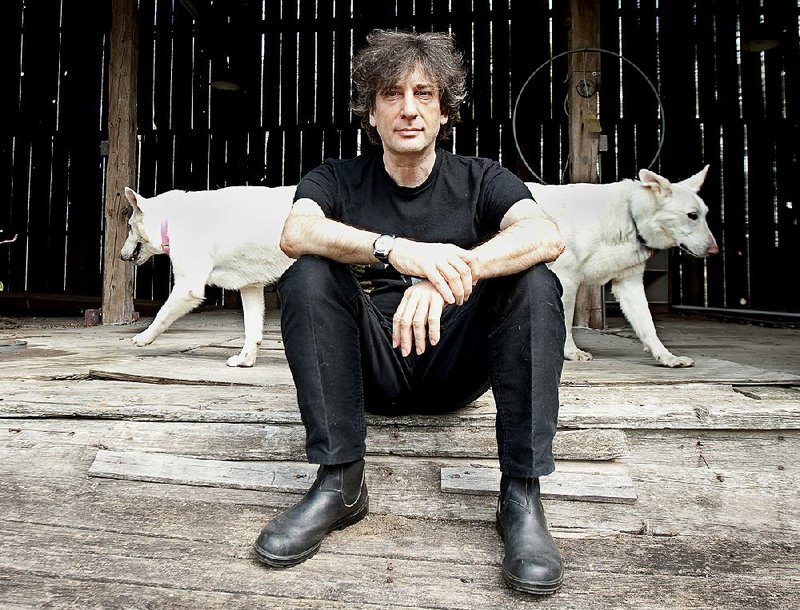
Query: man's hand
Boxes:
[
  {"xmin": 392, "ymin": 280, "xmax": 448, "ymax": 357},
  {"xmin": 388, "ymin": 239, "xmax": 475, "ymax": 305}
]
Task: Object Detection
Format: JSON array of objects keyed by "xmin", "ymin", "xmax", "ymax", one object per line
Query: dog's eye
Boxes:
[{"xmin": 688, "ymin": 212, "xmax": 699, "ymax": 221}]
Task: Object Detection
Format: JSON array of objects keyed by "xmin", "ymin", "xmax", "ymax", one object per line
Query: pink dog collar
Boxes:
[{"xmin": 160, "ymin": 220, "xmax": 170, "ymax": 255}]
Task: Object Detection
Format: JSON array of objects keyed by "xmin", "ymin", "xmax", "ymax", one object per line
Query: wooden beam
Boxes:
[
  {"xmin": 568, "ymin": 0, "xmax": 604, "ymax": 330},
  {"xmin": 440, "ymin": 463, "xmax": 638, "ymax": 504},
  {"xmin": 87, "ymin": 450, "xmax": 636, "ymax": 504},
  {"xmin": 101, "ymin": 0, "xmax": 138, "ymax": 325}
]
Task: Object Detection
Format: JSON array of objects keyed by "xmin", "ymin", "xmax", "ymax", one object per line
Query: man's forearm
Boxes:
[
  {"xmin": 471, "ymin": 214, "xmax": 564, "ymax": 281},
  {"xmin": 281, "ymin": 213, "xmax": 380, "ymax": 263}
]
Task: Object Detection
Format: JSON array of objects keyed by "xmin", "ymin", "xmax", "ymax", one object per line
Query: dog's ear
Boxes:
[
  {"xmin": 124, "ymin": 187, "xmax": 142, "ymax": 211},
  {"xmin": 680, "ymin": 164, "xmax": 710, "ymax": 193},
  {"xmin": 638, "ymin": 169, "xmax": 673, "ymax": 198}
]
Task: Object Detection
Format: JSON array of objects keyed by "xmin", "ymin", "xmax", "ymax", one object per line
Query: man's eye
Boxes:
[
  {"xmin": 416, "ymin": 90, "xmax": 433, "ymax": 100},
  {"xmin": 384, "ymin": 90, "xmax": 400, "ymax": 99}
]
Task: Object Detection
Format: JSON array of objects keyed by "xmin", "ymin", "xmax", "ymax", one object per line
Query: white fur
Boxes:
[
  {"xmin": 120, "ymin": 185, "xmax": 295, "ymax": 367},
  {"xmin": 528, "ymin": 165, "xmax": 719, "ymax": 368}
]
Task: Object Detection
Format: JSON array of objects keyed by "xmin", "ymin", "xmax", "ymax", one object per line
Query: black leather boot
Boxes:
[
  {"xmin": 254, "ymin": 459, "xmax": 368, "ymax": 567},
  {"xmin": 496, "ymin": 475, "xmax": 563, "ymax": 594}
]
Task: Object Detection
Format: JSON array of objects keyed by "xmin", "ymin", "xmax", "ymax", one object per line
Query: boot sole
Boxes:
[
  {"xmin": 254, "ymin": 498, "xmax": 369, "ymax": 568},
  {"xmin": 496, "ymin": 514, "xmax": 564, "ymax": 595},
  {"xmin": 502, "ymin": 569, "xmax": 563, "ymax": 595}
]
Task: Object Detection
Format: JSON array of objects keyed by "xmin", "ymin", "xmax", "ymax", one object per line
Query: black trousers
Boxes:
[{"xmin": 277, "ymin": 255, "xmax": 566, "ymax": 479}]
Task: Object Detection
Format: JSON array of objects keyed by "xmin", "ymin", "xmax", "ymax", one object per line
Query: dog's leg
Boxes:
[
  {"xmin": 227, "ymin": 284, "xmax": 265, "ymax": 367},
  {"xmin": 132, "ymin": 282, "xmax": 205, "ymax": 347},
  {"xmin": 560, "ymin": 277, "xmax": 593, "ymax": 361},
  {"xmin": 612, "ymin": 275, "xmax": 694, "ymax": 367}
]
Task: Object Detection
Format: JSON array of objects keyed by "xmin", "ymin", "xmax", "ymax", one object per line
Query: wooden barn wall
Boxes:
[{"xmin": 0, "ymin": 0, "xmax": 797, "ymax": 316}]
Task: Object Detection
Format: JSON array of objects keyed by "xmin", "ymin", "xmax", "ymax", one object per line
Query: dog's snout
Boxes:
[{"xmin": 707, "ymin": 236, "xmax": 720, "ymax": 255}]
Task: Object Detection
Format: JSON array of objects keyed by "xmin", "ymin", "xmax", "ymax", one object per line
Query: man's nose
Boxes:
[{"xmin": 400, "ymin": 91, "xmax": 418, "ymax": 118}]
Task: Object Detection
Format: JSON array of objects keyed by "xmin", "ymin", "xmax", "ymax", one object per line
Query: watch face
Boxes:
[{"xmin": 375, "ymin": 235, "xmax": 394, "ymax": 251}]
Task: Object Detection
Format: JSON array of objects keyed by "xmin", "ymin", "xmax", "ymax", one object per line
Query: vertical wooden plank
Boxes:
[
  {"xmin": 7, "ymin": 137, "xmax": 30, "ymax": 293},
  {"xmin": 509, "ymin": 0, "xmax": 551, "ymax": 181},
  {"xmin": 102, "ymin": 0, "xmax": 138, "ymax": 324},
  {"xmin": 279, "ymin": 0, "xmax": 299, "ymax": 132},
  {"xmin": 430, "ymin": 0, "xmax": 450, "ymax": 33},
  {"xmin": 491, "ymin": 0, "xmax": 512, "ymax": 165},
  {"xmin": 5, "ymin": 0, "xmax": 29, "ymax": 296},
  {"xmin": 414, "ymin": 0, "xmax": 434, "ymax": 32},
  {"xmin": 720, "ymin": 122, "xmax": 749, "ymax": 310},
  {"xmin": 296, "ymin": 0, "xmax": 317, "ymax": 130},
  {"xmin": 450, "ymin": 0, "xmax": 474, "ymax": 156},
  {"xmin": 60, "ymin": 0, "xmax": 108, "ymax": 297},
  {"xmin": 396, "ymin": 0, "xmax": 414, "ymax": 31},
  {"xmin": 626, "ymin": 0, "xmax": 659, "ymax": 170},
  {"xmin": 568, "ymin": 0, "xmax": 602, "ymax": 329},
  {"xmin": 471, "ymin": 0, "xmax": 492, "ymax": 126},
  {"xmin": 774, "ymin": 122, "xmax": 800, "ymax": 312},
  {"xmin": 170, "ymin": 0, "xmax": 195, "ymax": 140},
  {"xmin": 744, "ymin": 122, "xmax": 777, "ymax": 311},
  {"xmin": 15, "ymin": 1, "xmax": 60, "ymax": 294},
  {"xmin": 597, "ymin": 0, "xmax": 619, "ymax": 183},
  {"xmin": 0, "ymin": 1, "xmax": 24, "ymax": 293},
  {"xmin": 283, "ymin": 127, "xmax": 303, "ymax": 186},
  {"xmin": 265, "ymin": 129, "xmax": 284, "ymax": 185},
  {"xmin": 0, "ymin": 135, "xmax": 16, "ymax": 292},
  {"xmin": 568, "ymin": 0, "xmax": 600, "ymax": 184},
  {"xmin": 301, "ymin": 127, "xmax": 324, "ymax": 178},
  {"xmin": 46, "ymin": 134, "xmax": 69, "ymax": 293},
  {"xmin": 738, "ymin": 1, "xmax": 777, "ymax": 311},
  {"xmin": 315, "ymin": 0, "xmax": 334, "ymax": 134},
  {"xmin": 246, "ymin": 129, "xmax": 268, "ymax": 186},
  {"xmin": 657, "ymin": 0, "xmax": 700, "ymax": 179},
  {"xmin": 332, "ymin": 0, "xmax": 354, "ymax": 130},
  {"xmin": 771, "ymin": 0, "xmax": 800, "ymax": 312},
  {"xmin": 550, "ymin": 0, "xmax": 571, "ymax": 184},
  {"xmin": 739, "ymin": 0, "xmax": 766, "ymax": 123},
  {"xmin": 238, "ymin": 0, "xmax": 266, "ymax": 132},
  {"xmin": 261, "ymin": 1, "xmax": 281, "ymax": 130}
]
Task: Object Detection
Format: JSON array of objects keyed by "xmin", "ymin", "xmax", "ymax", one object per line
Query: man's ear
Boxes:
[
  {"xmin": 369, "ymin": 110, "xmax": 377, "ymax": 127},
  {"xmin": 440, "ymin": 108, "xmax": 449, "ymax": 125}
]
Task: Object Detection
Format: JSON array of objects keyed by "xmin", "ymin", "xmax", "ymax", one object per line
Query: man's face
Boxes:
[{"xmin": 369, "ymin": 64, "xmax": 449, "ymax": 157}]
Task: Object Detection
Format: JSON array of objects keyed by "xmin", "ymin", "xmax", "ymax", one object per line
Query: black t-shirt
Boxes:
[{"xmin": 294, "ymin": 148, "xmax": 531, "ymax": 317}]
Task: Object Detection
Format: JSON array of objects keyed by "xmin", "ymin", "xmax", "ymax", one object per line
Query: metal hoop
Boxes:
[{"xmin": 512, "ymin": 47, "xmax": 666, "ymax": 184}]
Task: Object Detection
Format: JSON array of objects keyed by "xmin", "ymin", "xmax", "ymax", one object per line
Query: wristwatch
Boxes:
[{"xmin": 372, "ymin": 234, "xmax": 396, "ymax": 264}]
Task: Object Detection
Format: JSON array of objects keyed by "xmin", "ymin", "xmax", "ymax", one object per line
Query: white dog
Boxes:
[
  {"xmin": 120, "ymin": 185, "xmax": 295, "ymax": 367},
  {"xmin": 527, "ymin": 166, "xmax": 719, "ymax": 367}
]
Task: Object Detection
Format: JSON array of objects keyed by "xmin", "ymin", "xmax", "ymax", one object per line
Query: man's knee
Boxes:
[
  {"xmin": 278, "ymin": 255, "xmax": 350, "ymax": 300},
  {"xmin": 493, "ymin": 264, "xmax": 563, "ymax": 306},
  {"xmin": 486, "ymin": 264, "xmax": 565, "ymax": 330},
  {"xmin": 519, "ymin": 264, "xmax": 563, "ymax": 300}
]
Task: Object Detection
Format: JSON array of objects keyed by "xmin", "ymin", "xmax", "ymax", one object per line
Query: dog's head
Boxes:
[
  {"xmin": 637, "ymin": 165, "xmax": 719, "ymax": 258},
  {"xmin": 119, "ymin": 188, "xmax": 165, "ymax": 265}
]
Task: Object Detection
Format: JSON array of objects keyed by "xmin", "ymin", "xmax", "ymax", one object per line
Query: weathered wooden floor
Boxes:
[{"xmin": 1, "ymin": 310, "xmax": 798, "ymax": 609}]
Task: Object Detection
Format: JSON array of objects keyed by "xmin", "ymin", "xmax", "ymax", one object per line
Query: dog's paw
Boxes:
[
  {"xmin": 565, "ymin": 348, "xmax": 593, "ymax": 362},
  {"xmin": 227, "ymin": 353, "xmax": 256, "ymax": 367},
  {"xmin": 131, "ymin": 332, "xmax": 155, "ymax": 347},
  {"xmin": 658, "ymin": 353, "xmax": 694, "ymax": 368}
]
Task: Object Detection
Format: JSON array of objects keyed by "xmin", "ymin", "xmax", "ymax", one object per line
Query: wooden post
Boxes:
[
  {"xmin": 568, "ymin": 0, "xmax": 604, "ymax": 330},
  {"xmin": 102, "ymin": 0, "xmax": 138, "ymax": 324}
]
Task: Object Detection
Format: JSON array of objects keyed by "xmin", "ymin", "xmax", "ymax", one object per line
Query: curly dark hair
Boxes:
[{"xmin": 351, "ymin": 29, "xmax": 468, "ymax": 145}]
